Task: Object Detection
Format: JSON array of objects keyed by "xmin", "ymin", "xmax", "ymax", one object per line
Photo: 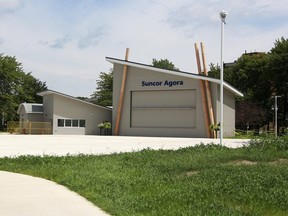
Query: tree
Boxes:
[
  {"xmin": 236, "ymin": 100, "xmax": 267, "ymax": 130},
  {"xmin": 208, "ymin": 52, "xmax": 271, "ymax": 130},
  {"xmin": 0, "ymin": 54, "xmax": 47, "ymax": 124},
  {"xmin": 269, "ymin": 37, "xmax": 288, "ymax": 127},
  {"xmin": 225, "ymin": 52, "xmax": 270, "ymax": 103},
  {"xmin": 91, "ymin": 69, "xmax": 113, "ymax": 107},
  {"xmin": 152, "ymin": 58, "xmax": 179, "ymax": 71},
  {"xmin": 208, "ymin": 63, "xmax": 220, "ymax": 79}
]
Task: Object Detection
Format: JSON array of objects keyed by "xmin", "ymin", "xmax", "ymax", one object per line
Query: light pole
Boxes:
[
  {"xmin": 275, "ymin": 95, "xmax": 281, "ymax": 137},
  {"xmin": 219, "ymin": 10, "xmax": 227, "ymax": 145}
]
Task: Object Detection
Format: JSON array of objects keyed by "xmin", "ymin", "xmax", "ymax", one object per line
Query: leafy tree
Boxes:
[
  {"xmin": 225, "ymin": 52, "xmax": 270, "ymax": 104},
  {"xmin": 91, "ymin": 69, "xmax": 113, "ymax": 107},
  {"xmin": 236, "ymin": 100, "xmax": 267, "ymax": 130},
  {"xmin": 76, "ymin": 96, "xmax": 89, "ymax": 101},
  {"xmin": 269, "ymin": 37, "xmax": 288, "ymax": 127},
  {"xmin": 0, "ymin": 54, "xmax": 47, "ymax": 124},
  {"xmin": 152, "ymin": 58, "xmax": 179, "ymax": 71},
  {"xmin": 208, "ymin": 63, "xmax": 220, "ymax": 79},
  {"xmin": 208, "ymin": 52, "xmax": 271, "ymax": 130}
]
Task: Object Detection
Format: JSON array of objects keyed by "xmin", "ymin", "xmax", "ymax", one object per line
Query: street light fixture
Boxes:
[{"xmin": 219, "ymin": 10, "xmax": 227, "ymax": 145}]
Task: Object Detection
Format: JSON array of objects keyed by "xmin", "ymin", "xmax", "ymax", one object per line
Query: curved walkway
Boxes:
[{"xmin": 0, "ymin": 171, "xmax": 109, "ymax": 216}]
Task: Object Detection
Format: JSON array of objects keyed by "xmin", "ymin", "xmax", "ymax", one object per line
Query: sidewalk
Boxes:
[{"xmin": 0, "ymin": 171, "xmax": 109, "ymax": 216}]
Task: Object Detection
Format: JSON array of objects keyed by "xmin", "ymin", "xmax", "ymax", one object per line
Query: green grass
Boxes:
[{"xmin": 1, "ymin": 138, "xmax": 288, "ymax": 215}]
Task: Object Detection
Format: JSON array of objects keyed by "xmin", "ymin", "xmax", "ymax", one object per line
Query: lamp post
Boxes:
[
  {"xmin": 275, "ymin": 95, "xmax": 281, "ymax": 137},
  {"xmin": 219, "ymin": 10, "xmax": 227, "ymax": 145}
]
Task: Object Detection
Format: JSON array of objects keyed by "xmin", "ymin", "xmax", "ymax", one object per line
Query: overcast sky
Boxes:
[{"xmin": 1, "ymin": 0, "xmax": 287, "ymax": 97}]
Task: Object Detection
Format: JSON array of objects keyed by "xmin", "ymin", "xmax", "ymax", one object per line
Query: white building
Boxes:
[
  {"xmin": 107, "ymin": 57, "xmax": 243, "ymax": 138},
  {"xmin": 18, "ymin": 90, "xmax": 112, "ymax": 135}
]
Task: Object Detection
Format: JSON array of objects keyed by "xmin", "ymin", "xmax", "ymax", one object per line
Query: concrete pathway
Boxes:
[
  {"xmin": 0, "ymin": 171, "xmax": 109, "ymax": 216},
  {"xmin": 0, "ymin": 135, "xmax": 250, "ymax": 216}
]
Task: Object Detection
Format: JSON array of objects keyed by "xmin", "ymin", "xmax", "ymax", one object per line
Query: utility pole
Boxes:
[
  {"xmin": 219, "ymin": 10, "xmax": 227, "ymax": 145},
  {"xmin": 275, "ymin": 95, "xmax": 281, "ymax": 137}
]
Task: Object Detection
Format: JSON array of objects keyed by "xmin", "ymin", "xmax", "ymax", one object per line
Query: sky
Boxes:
[{"xmin": 0, "ymin": 0, "xmax": 288, "ymax": 97}]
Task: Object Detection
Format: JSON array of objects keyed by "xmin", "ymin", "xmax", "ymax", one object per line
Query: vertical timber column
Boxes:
[
  {"xmin": 194, "ymin": 43, "xmax": 210, "ymax": 138},
  {"xmin": 114, "ymin": 48, "xmax": 130, "ymax": 136},
  {"xmin": 200, "ymin": 42, "xmax": 216, "ymax": 138}
]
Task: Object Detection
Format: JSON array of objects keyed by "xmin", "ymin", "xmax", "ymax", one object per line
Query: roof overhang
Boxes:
[
  {"xmin": 106, "ymin": 57, "xmax": 243, "ymax": 97},
  {"xmin": 37, "ymin": 90, "xmax": 112, "ymax": 111}
]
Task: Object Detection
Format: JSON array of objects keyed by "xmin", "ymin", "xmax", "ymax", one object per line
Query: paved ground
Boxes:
[
  {"xmin": 0, "ymin": 135, "xmax": 250, "ymax": 157},
  {"xmin": 0, "ymin": 135, "xmax": 250, "ymax": 216}
]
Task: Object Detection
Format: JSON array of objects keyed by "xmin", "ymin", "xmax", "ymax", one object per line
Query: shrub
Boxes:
[{"xmin": 248, "ymin": 137, "xmax": 288, "ymax": 151}]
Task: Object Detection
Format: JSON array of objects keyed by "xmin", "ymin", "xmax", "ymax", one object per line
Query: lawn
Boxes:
[{"xmin": 1, "ymin": 138, "xmax": 288, "ymax": 215}]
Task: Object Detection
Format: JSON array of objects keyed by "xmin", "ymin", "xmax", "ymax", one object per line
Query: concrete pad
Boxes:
[
  {"xmin": 0, "ymin": 135, "xmax": 250, "ymax": 158},
  {"xmin": 0, "ymin": 171, "xmax": 109, "ymax": 216}
]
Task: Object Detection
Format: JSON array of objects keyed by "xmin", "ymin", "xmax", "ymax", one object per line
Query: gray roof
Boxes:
[{"xmin": 106, "ymin": 57, "xmax": 243, "ymax": 97}]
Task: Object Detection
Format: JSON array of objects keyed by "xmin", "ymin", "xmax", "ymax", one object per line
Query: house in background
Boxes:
[
  {"xmin": 17, "ymin": 90, "xmax": 112, "ymax": 135},
  {"xmin": 37, "ymin": 90, "xmax": 112, "ymax": 135}
]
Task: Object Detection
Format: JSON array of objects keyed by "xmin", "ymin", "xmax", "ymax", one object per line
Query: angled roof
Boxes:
[
  {"xmin": 37, "ymin": 90, "xmax": 112, "ymax": 111},
  {"xmin": 106, "ymin": 57, "xmax": 243, "ymax": 97},
  {"xmin": 17, "ymin": 103, "xmax": 43, "ymax": 114}
]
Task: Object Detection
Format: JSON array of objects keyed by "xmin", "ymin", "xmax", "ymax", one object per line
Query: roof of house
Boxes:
[
  {"xmin": 106, "ymin": 57, "xmax": 243, "ymax": 97},
  {"xmin": 17, "ymin": 103, "xmax": 43, "ymax": 114},
  {"xmin": 37, "ymin": 90, "xmax": 112, "ymax": 111}
]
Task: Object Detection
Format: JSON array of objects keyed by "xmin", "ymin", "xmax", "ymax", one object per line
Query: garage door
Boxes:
[{"xmin": 131, "ymin": 90, "xmax": 196, "ymax": 128}]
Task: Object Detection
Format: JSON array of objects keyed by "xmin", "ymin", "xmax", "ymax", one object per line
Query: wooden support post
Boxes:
[
  {"xmin": 114, "ymin": 48, "xmax": 130, "ymax": 135},
  {"xmin": 29, "ymin": 121, "xmax": 32, "ymax": 135},
  {"xmin": 200, "ymin": 42, "xmax": 216, "ymax": 138},
  {"xmin": 194, "ymin": 43, "xmax": 211, "ymax": 138}
]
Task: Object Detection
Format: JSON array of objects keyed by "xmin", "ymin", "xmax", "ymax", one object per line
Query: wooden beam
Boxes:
[
  {"xmin": 200, "ymin": 42, "xmax": 216, "ymax": 138},
  {"xmin": 114, "ymin": 48, "xmax": 129, "ymax": 135},
  {"xmin": 194, "ymin": 43, "xmax": 211, "ymax": 138}
]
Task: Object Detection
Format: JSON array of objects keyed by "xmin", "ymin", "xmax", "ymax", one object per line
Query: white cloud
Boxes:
[
  {"xmin": 78, "ymin": 26, "xmax": 108, "ymax": 49},
  {"xmin": 0, "ymin": 0, "xmax": 24, "ymax": 13},
  {"xmin": 0, "ymin": 0, "xmax": 287, "ymax": 97}
]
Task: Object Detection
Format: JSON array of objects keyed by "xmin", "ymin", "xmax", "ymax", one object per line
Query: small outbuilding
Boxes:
[
  {"xmin": 17, "ymin": 90, "xmax": 112, "ymax": 135},
  {"xmin": 37, "ymin": 90, "xmax": 112, "ymax": 135},
  {"xmin": 17, "ymin": 103, "xmax": 44, "ymax": 122},
  {"xmin": 17, "ymin": 103, "xmax": 49, "ymax": 134},
  {"xmin": 107, "ymin": 57, "xmax": 243, "ymax": 138}
]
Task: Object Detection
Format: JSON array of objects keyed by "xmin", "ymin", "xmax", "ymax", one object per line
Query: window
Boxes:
[
  {"xmin": 65, "ymin": 119, "xmax": 72, "ymax": 127},
  {"xmin": 58, "ymin": 119, "xmax": 64, "ymax": 127},
  {"xmin": 57, "ymin": 119, "xmax": 85, "ymax": 128},
  {"xmin": 79, "ymin": 120, "xmax": 85, "ymax": 127},
  {"xmin": 72, "ymin": 119, "xmax": 79, "ymax": 127},
  {"xmin": 32, "ymin": 105, "xmax": 43, "ymax": 113}
]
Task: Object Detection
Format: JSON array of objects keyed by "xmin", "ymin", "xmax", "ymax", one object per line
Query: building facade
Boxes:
[
  {"xmin": 107, "ymin": 57, "xmax": 243, "ymax": 138},
  {"xmin": 37, "ymin": 90, "xmax": 112, "ymax": 135},
  {"xmin": 17, "ymin": 90, "xmax": 112, "ymax": 135}
]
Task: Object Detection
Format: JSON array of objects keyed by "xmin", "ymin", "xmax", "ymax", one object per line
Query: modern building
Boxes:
[
  {"xmin": 17, "ymin": 90, "xmax": 112, "ymax": 135},
  {"xmin": 107, "ymin": 57, "xmax": 243, "ymax": 138}
]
